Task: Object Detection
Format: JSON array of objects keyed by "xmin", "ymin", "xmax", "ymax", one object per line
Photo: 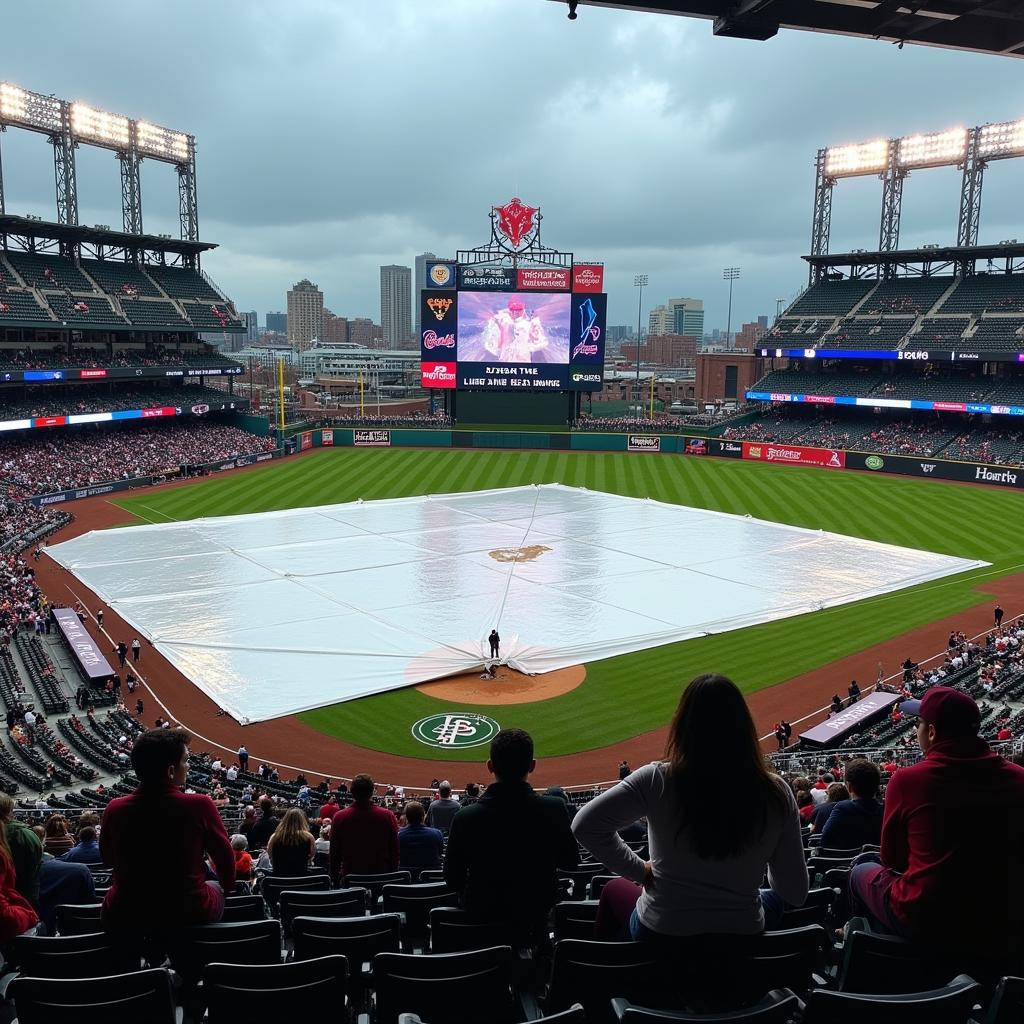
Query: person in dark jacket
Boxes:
[
  {"xmin": 59, "ymin": 825, "xmax": 101, "ymax": 864},
  {"xmin": 819, "ymin": 759, "xmax": 882, "ymax": 849},
  {"xmin": 444, "ymin": 728, "xmax": 577, "ymax": 943},
  {"xmin": 398, "ymin": 801, "xmax": 444, "ymax": 875},
  {"xmin": 808, "ymin": 782, "xmax": 849, "ymax": 835},
  {"xmin": 849, "ymin": 688, "xmax": 1024, "ymax": 961}
]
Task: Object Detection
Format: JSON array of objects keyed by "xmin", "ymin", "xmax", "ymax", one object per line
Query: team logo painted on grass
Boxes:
[{"xmin": 412, "ymin": 712, "xmax": 500, "ymax": 748}]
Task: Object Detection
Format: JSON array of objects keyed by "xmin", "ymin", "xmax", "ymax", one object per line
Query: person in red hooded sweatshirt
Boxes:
[
  {"xmin": 100, "ymin": 729, "xmax": 234, "ymax": 933},
  {"xmin": 849, "ymin": 687, "xmax": 1024, "ymax": 964}
]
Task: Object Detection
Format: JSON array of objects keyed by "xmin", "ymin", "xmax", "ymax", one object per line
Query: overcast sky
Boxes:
[{"xmin": 2, "ymin": 1, "xmax": 1021, "ymax": 332}]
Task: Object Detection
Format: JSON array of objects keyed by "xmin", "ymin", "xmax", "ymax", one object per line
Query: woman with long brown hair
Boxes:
[
  {"xmin": 573, "ymin": 674, "xmax": 807, "ymax": 939},
  {"xmin": 266, "ymin": 808, "xmax": 316, "ymax": 876},
  {"xmin": 42, "ymin": 815, "xmax": 74, "ymax": 856}
]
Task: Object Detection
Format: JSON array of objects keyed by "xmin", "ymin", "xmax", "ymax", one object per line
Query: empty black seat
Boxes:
[
  {"xmin": 221, "ymin": 895, "xmax": 266, "ymax": 923},
  {"xmin": 166, "ymin": 919, "xmax": 282, "ymax": 1001},
  {"xmin": 778, "ymin": 887, "xmax": 836, "ymax": 929},
  {"xmin": 559, "ymin": 863, "xmax": 607, "ymax": 900},
  {"xmin": 381, "ymin": 881, "xmax": 459, "ymax": 950},
  {"xmin": 398, "ymin": 1006, "xmax": 585, "ymax": 1024},
  {"xmin": 12, "ymin": 931, "xmax": 140, "ymax": 980},
  {"xmin": 279, "ymin": 887, "xmax": 366, "ymax": 936},
  {"xmin": 8, "ymin": 967, "xmax": 176, "ymax": 1023},
  {"xmin": 204, "ymin": 955, "xmax": 347, "ymax": 1022},
  {"xmin": 54, "ymin": 903, "xmax": 103, "ymax": 936},
  {"xmin": 372, "ymin": 945, "xmax": 516, "ymax": 1024},
  {"xmin": 430, "ymin": 907, "xmax": 518, "ymax": 954},
  {"xmin": 612, "ymin": 989, "xmax": 802, "ymax": 1023},
  {"xmin": 984, "ymin": 976, "xmax": 1024, "ymax": 1024},
  {"xmin": 342, "ymin": 870, "xmax": 411, "ymax": 910},
  {"xmin": 802, "ymin": 973, "xmax": 982, "ymax": 1024},
  {"xmin": 261, "ymin": 872, "xmax": 330, "ymax": 914},
  {"xmin": 553, "ymin": 900, "xmax": 599, "ymax": 942}
]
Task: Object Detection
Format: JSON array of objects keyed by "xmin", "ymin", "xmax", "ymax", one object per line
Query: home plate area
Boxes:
[{"xmin": 46, "ymin": 484, "xmax": 985, "ymax": 723}]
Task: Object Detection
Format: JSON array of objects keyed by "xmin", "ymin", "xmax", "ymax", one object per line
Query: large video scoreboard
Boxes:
[{"xmin": 419, "ymin": 261, "xmax": 606, "ymax": 392}]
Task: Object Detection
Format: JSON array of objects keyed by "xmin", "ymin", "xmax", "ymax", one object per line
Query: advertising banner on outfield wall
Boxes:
[
  {"xmin": 628, "ymin": 435, "xmax": 661, "ymax": 452},
  {"xmin": 29, "ymin": 476, "xmax": 150, "ymax": 507},
  {"xmin": 846, "ymin": 450, "xmax": 1024, "ymax": 488},
  {"xmin": 683, "ymin": 437, "xmax": 744, "ymax": 459},
  {"xmin": 322, "ymin": 429, "xmax": 334, "ymax": 446},
  {"xmin": 354, "ymin": 429, "xmax": 391, "ymax": 446},
  {"xmin": 742, "ymin": 441, "xmax": 845, "ymax": 469},
  {"xmin": 300, "ymin": 432, "xmax": 313, "ymax": 451}
]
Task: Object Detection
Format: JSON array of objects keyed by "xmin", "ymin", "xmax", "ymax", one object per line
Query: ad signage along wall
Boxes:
[
  {"xmin": 420, "ymin": 290, "xmax": 457, "ymax": 358},
  {"xmin": 567, "ymin": 292, "xmax": 606, "ymax": 391},
  {"xmin": 516, "ymin": 267, "xmax": 571, "ymax": 291},
  {"xmin": 742, "ymin": 441, "xmax": 845, "ymax": 469},
  {"xmin": 425, "ymin": 261, "xmax": 456, "ymax": 288},
  {"xmin": 354, "ymin": 429, "xmax": 392, "ymax": 446}
]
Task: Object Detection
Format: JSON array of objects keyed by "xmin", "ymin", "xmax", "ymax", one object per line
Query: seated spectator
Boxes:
[
  {"xmin": 329, "ymin": 774, "xmax": 398, "ymax": 884},
  {"xmin": 398, "ymin": 800, "xmax": 444, "ymax": 875},
  {"xmin": 267, "ymin": 808, "xmax": 315, "ymax": 876},
  {"xmin": 849, "ymin": 688, "xmax": 1024, "ymax": 961},
  {"xmin": 808, "ymin": 781, "xmax": 850, "ymax": 835},
  {"xmin": 0, "ymin": 823, "xmax": 38, "ymax": 942},
  {"xmin": 445, "ymin": 729, "xmax": 578, "ymax": 945},
  {"xmin": 796, "ymin": 789, "xmax": 816, "ymax": 823},
  {"xmin": 425, "ymin": 780, "xmax": 460, "ymax": 834},
  {"xmin": 0, "ymin": 793, "xmax": 41, "ymax": 908},
  {"xmin": 820, "ymin": 758, "xmax": 883, "ymax": 850},
  {"xmin": 100, "ymin": 728, "xmax": 234, "ymax": 932},
  {"xmin": 231, "ymin": 834, "xmax": 253, "ymax": 883},
  {"xmin": 42, "ymin": 814, "xmax": 74, "ymax": 856},
  {"xmin": 248, "ymin": 796, "xmax": 279, "ymax": 850},
  {"xmin": 573, "ymin": 674, "xmax": 807, "ymax": 939},
  {"xmin": 59, "ymin": 824, "xmax": 101, "ymax": 864}
]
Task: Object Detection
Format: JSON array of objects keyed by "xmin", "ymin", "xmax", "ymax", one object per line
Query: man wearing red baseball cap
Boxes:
[{"xmin": 849, "ymin": 686, "xmax": 1024, "ymax": 960}]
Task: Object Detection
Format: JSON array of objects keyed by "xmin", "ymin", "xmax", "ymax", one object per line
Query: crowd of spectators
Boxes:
[
  {"xmin": 0, "ymin": 385, "xmax": 239, "ymax": 421},
  {"xmin": 0, "ymin": 421, "xmax": 277, "ymax": 494},
  {"xmin": 572, "ymin": 413, "xmax": 736, "ymax": 433},
  {"xmin": 0, "ymin": 488, "xmax": 69, "ymax": 553},
  {"xmin": 0, "ymin": 345, "xmax": 240, "ymax": 371},
  {"xmin": 308, "ymin": 411, "xmax": 452, "ymax": 429}
]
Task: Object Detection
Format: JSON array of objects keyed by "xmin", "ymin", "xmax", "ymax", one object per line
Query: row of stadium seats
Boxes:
[{"xmin": 0, "ymin": 343, "xmax": 240, "ymax": 370}]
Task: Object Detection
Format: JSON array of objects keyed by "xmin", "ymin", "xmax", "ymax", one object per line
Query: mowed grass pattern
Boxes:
[{"xmin": 116, "ymin": 449, "xmax": 1024, "ymax": 761}]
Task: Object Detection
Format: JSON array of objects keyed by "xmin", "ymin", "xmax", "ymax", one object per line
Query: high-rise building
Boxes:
[
  {"xmin": 607, "ymin": 325, "xmax": 632, "ymax": 343},
  {"xmin": 286, "ymin": 280, "xmax": 324, "ymax": 350},
  {"xmin": 649, "ymin": 298, "xmax": 704, "ymax": 341},
  {"xmin": 380, "ymin": 264, "xmax": 412, "ymax": 347},
  {"xmin": 266, "ymin": 312, "xmax": 288, "ymax": 334},
  {"xmin": 242, "ymin": 311, "xmax": 259, "ymax": 343},
  {"xmin": 349, "ymin": 318, "xmax": 378, "ymax": 347},
  {"xmin": 413, "ymin": 252, "xmax": 438, "ymax": 342},
  {"xmin": 322, "ymin": 314, "xmax": 349, "ymax": 345}
]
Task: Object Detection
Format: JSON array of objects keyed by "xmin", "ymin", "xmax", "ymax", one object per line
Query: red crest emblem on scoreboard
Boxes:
[{"xmin": 494, "ymin": 197, "xmax": 537, "ymax": 249}]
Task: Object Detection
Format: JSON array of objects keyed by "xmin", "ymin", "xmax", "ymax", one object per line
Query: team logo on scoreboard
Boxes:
[
  {"xmin": 427, "ymin": 296, "xmax": 453, "ymax": 321},
  {"xmin": 412, "ymin": 712, "xmax": 500, "ymax": 749},
  {"xmin": 494, "ymin": 197, "xmax": 538, "ymax": 249},
  {"xmin": 573, "ymin": 297, "xmax": 601, "ymax": 359},
  {"xmin": 427, "ymin": 262, "xmax": 455, "ymax": 287},
  {"xmin": 422, "ymin": 330, "xmax": 455, "ymax": 350}
]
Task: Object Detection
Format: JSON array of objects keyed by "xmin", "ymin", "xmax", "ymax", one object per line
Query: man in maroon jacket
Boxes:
[
  {"xmin": 100, "ymin": 729, "xmax": 235, "ymax": 931},
  {"xmin": 329, "ymin": 774, "xmax": 398, "ymax": 884},
  {"xmin": 849, "ymin": 687, "xmax": 1024, "ymax": 960}
]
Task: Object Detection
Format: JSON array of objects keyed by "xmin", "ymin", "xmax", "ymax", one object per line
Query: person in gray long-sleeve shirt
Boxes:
[{"xmin": 573, "ymin": 674, "xmax": 808, "ymax": 939}]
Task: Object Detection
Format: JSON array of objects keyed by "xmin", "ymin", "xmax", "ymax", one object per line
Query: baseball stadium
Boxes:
[{"xmin": 0, "ymin": 2, "xmax": 1022, "ymax": 1021}]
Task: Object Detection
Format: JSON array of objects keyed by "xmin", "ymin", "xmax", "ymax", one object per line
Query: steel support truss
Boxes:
[
  {"xmin": 120, "ymin": 141, "xmax": 143, "ymax": 236},
  {"xmin": 809, "ymin": 148, "xmax": 834, "ymax": 283},
  {"xmin": 878, "ymin": 139, "xmax": 905, "ymax": 273},
  {"xmin": 178, "ymin": 141, "xmax": 199, "ymax": 245},
  {"xmin": 957, "ymin": 127, "xmax": 985, "ymax": 249},
  {"xmin": 50, "ymin": 103, "xmax": 79, "ymax": 233}
]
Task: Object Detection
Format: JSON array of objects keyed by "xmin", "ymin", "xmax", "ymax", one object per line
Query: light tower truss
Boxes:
[
  {"xmin": 811, "ymin": 117, "xmax": 1024, "ymax": 282},
  {"xmin": 0, "ymin": 81, "xmax": 197, "ymax": 252}
]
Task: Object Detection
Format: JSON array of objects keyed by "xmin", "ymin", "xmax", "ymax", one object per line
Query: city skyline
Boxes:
[{"xmin": 3, "ymin": 2, "xmax": 1019, "ymax": 334}]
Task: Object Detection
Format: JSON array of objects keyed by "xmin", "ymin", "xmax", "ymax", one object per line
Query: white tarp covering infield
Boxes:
[{"xmin": 47, "ymin": 484, "xmax": 988, "ymax": 724}]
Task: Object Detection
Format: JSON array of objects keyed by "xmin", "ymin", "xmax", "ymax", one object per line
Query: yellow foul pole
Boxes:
[{"xmin": 649, "ymin": 374, "xmax": 655, "ymax": 420}]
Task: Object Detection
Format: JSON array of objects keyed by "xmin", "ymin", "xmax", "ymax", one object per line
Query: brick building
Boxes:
[{"xmin": 696, "ymin": 352, "xmax": 765, "ymax": 407}]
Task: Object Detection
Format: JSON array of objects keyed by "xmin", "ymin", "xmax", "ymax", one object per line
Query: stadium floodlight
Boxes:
[
  {"xmin": 824, "ymin": 139, "xmax": 888, "ymax": 177},
  {"xmin": 897, "ymin": 127, "xmax": 967, "ymax": 168},
  {"xmin": 71, "ymin": 102, "xmax": 130, "ymax": 149},
  {"xmin": 135, "ymin": 120, "xmax": 190, "ymax": 162},
  {"xmin": 0, "ymin": 82, "xmax": 62, "ymax": 133},
  {"xmin": 978, "ymin": 118, "xmax": 1024, "ymax": 159}
]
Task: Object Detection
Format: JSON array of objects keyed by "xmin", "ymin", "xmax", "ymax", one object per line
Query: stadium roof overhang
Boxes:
[
  {"xmin": 0, "ymin": 215, "xmax": 216, "ymax": 257},
  {"xmin": 804, "ymin": 241, "xmax": 1024, "ymax": 268},
  {"xmin": 551, "ymin": 1, "xmax": 1024, "ymax": 59}
]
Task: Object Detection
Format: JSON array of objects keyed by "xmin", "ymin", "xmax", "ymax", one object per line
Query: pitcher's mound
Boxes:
[{"xmin": 416, "ymin": 664, "xmax": 586, "ymax": 705}]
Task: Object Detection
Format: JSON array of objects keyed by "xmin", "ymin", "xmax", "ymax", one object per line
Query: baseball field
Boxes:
[{"xmin": 106, "ymin": 447, "xmax": 1024, "ymax": 763}]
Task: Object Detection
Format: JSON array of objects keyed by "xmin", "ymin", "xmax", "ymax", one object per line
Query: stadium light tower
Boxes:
[
  {"xmin": 634, "ymin": 274, "xmax": 647, "ymax": 414},
  {"xmin": 723, "ymin": 267, "xmax": 740, "ymax": 349}
]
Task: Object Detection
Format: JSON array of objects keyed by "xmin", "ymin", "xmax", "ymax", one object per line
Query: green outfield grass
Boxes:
[{"xmin": 115, "ymin": 449, "xmax": 1024, "ymax": 761}]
